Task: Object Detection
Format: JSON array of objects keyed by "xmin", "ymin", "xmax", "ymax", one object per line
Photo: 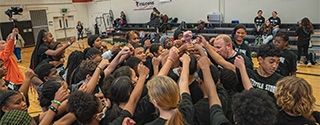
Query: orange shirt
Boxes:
[{"xmin": 0, "ymin": 38, "xmax": 24, "ymax": 85}]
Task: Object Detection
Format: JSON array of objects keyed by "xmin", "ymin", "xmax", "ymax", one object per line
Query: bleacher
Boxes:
[{"xmin": 109, "ymin": 22, "xmax": 320, "ymax": 61}]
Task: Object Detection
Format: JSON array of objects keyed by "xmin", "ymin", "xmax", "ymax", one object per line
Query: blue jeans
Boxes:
[
  {"xmin": 78, "ymin": 32, "xmax": 83, "ymax": 40},
  {"xmin": 272, "ymin": 28, "xmax": 280, "ymax": 36},
  {"xmin": 14, "ymin": 47, "xmax": 21, "ymax": 60}
]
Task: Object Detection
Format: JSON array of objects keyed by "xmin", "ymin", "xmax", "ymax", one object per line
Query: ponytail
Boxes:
[{"xmin": 166, "ymin": 108, "xmax": 184, "ymax": 125}]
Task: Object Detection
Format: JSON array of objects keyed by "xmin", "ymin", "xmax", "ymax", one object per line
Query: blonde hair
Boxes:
[
  {"xmin": 275, "ymin": 76, "xmax": 316, "ymax": 115},
  {"xmin": 126, "ymin": 30, "xmax": 139, "ymax": 41},
  {"xmin": 147, "ymin": 76, "xmax": 184, "ymax": 125},
  {"xmin": 215, "ymin": 34, "xmax": 232, "ymax": 44}
]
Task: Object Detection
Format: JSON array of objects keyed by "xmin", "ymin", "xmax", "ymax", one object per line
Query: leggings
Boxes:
[{"xmin": 297, "ymin": 44, "xmax": 310, "ymax": 61}]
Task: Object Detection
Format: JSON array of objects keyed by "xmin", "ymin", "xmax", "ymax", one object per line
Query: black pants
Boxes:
[{"xmin": 297, "ymin": 44, "xmax": 310, "ymax": 61}]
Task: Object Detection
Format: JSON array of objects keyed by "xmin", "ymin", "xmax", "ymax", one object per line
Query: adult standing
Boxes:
[
  {"xmin": 268, "ymin": 11, "xmax": 281, "ymax": 36},
  {"xmin": 6, "ymin": 30, "xmax": 25, "ymax": 63},
  {"xmin": 76, "ymin": 21, "xmax": 84, "ymax": 40},
  {"xmin": 296, "ymin": 17, "xmax": 313, "ymax": 66},
  {"xmin": 254, "ymin": 10, "xmax": 265, "ymax": 36},
  {"xmin": 149, "ymin": 7, "xmax": 161, "ymax": 29}
]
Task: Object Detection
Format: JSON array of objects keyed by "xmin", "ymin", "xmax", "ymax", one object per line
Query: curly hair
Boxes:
[
  {"xmin": 198, "ymin": 64, "xmax": 220, "ymax": 84},
  {"xmin": 75, "ymin": 60, "xmax": 98, "ymax": 81},
  {"xmin": 232, "ymin": 89, "xmax": 278, "ymax": 125},
  {"xmin": 257, "ymin": 44, "xmax": 283, "ymax": 59},
  {"xmin": 83, "ymin": 47, "xmax": 101, "ymax": 60},
  {"xmin": 39, "ymin": 79, "xmax": 62, "ymax": 108},
  {"xmin": 126, "ymin": 30, "xmax": 139, "ymax": 42},
  {"xmin": 220, "ymin": 68, "xmax": 238, "ymax": 91},
  {"xmin": 67, "ymin": 91, "xmax": 99, "ymax": 124},
  {"xmin": 275, "ymin": 31, "xmax": 289, "ymax": 42},
  {"xmin": 275, "ymin": 76, "xmax": 316, "ymax": 115}
]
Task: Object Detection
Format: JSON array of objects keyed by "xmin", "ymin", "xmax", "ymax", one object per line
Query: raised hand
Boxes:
[
  {"xmin": 111, "ymin": 43, "xmax": 120, "ymax": 53},
  {"xmin": 197, "ymin": 56, "xmax": 211, "ymax": 69},
  {"xmin": 54, "ymin": 86, "xmax": 70, "ymax": 103},
  {"xmin": 152, "ymin": 57, "xmax": 161, "ymax": 66},
  {"xmin": 183, "ymin": 30, "xmax": 193, "ymax": 43},
  {"xmin": 98, "ymin": 59, "xmax": 110, "ymax": 70},
  {"xmin": 168, "ymin": 46, "xmax": 180, "ymax": 61},
  {"xmin": 180, "ymin": 54, "xmax": 191, "ymax": 64},
  {"xmin": 197, "ymin": 35, "xmax": 209, "ymax": 47},
  {"xmin": 193, "ymin": 44, "xmax": 203, "ymax": 52},
  {"xmin": 234, "ymin": 55, "xmax": 245, "ymax": 69},
  {"xmin": 11, "ymin": 28, "xmax": 19, "ymax": 39},
  {"xmin": 137, "ymin": 64, "xmax": 149, "ymax": 77},
  {"xmin": 24, "ymin": 68, "xmax": 36, "ymax": 79},
  {"xmin": 78, "ymin": 83, "xmax": 87, "ymax": 93},
  {"xmin": 69, "ymin": 36, "xmax": 76, "ymax": 44},
  {"xmin": 122, "ymin": 117, "xmax": 136, "ymax": 125}
]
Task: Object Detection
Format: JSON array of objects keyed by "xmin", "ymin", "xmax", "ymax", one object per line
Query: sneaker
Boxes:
[
  {"xmin": 17, "ymin": 60, "xmax": 22, "ymax": 63},
  {"xmin": 307, "ymin": 62, "xmax": 312, "ymax": 67},
  {"xmin": 297, "ymin": 62, "xmax": 300, "ymax": 66}
]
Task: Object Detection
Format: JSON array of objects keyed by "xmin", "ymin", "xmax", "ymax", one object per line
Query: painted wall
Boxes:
[
  {"xmin": 224, "ymin": 0, "xmax": 320, "ymax": 23},
  {"xmin": 0, "ymin": 1, "xmax": 89, "ymax": 40},
  {"xmin": 1, "ymin": 0, "xmax": 319, "ymax": 39},
  {"xmin": 86, "ymin": 0, "xmax": 219, "ymax": 32}
]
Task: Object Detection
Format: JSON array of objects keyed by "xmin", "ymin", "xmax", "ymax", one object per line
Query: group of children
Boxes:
[
  {"xmin": 254, "ymin": 10, "xmax": 314, "ymax": 66},
  {"xmin": 0, "ymin": 18, "xmax": 319, "ymax": 125}
]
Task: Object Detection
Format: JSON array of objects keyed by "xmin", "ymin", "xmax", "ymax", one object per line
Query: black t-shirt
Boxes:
[
  {"xmin": 276, "ymin": 110, "xmax": 316, "ymax": 125},
  {"xmin": 189, "ymin": 80, "xmax": 203, "ymax": 104},
  {"xmin": 108, "ymin": 110, "xmax": 132, "ymax": 125},
  {"xmin": 37, "ymin": 43, "xmax": 50, "ymax": 66},
  {"xmin": 227, "ymin": 51, "xmax": 253, "ymax": 70},
  {"xmin": 296, "ymin": 27, "xmax": 313, "ymax": 46},
  {"xmin": 193, "ymin": 85, "xmax": 229, "ymax": 125},
  {"xmin": 233, "ymin": 41, "xmax": 252, "ymax": 61},
  {"xmin": 145, "ymin": 93, "xmax": 194, "ymax": 125},
  {"xmin": 76, "ymin": 25, "xmax": 83, "ymax": 33},
  {"xmin": 268, "ymin": 17, "xmax": 281, "ymax": 26},
  {"xmin": 276, "ymin": 49, "xmax": 297, "ymax": 76},
  {"xmin": 133, "ymin": 95, "xmax": 157, "ymax": 125},
  {"xmin": 247, "ymin": 69, "xmax": 283, "ymax": 100},
  {"xmin": 254, "ymin": 16, "xmax": 265, "ymax": 27},
  {"xmin": 209, "ymin": 104, "xmax": 232, "ymax": 125}
]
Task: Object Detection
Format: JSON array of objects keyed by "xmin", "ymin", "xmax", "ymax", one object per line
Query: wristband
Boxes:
[
  {"xmin": 48, "ymin": 105, "xmax": 58, "ymax": 114},
  {"xmin": 68, "ymin": 41, "xmax": 72, "ymax": 45},
  {"xmin": 51, "ymin": 100, "xmax": 62, "ymax": 106}
]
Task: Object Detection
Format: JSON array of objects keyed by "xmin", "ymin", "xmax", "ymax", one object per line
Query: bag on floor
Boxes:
[{"xmin": 309, "ymin": 51, "xmax": 317, "ymax": 65}]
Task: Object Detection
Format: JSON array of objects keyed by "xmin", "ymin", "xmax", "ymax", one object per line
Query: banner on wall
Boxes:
[
  {"xmin": 159, "ymin": 0, "xmax": 172, "ymax": 3},
  {"xmin": 134, "ymin": 0, "xmax": 155, "ymax": 11}
]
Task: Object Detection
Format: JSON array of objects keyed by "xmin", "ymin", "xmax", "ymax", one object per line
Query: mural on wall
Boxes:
[
  {"xmin": 159, "ymin": 0, "xmax": 172, "ymax": 3},
  {"xmin": 133, "ymin": 0, "xmax": 155, "ymax": 11}
]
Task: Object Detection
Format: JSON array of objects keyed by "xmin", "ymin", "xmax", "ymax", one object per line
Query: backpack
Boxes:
[{"xmin": 309, "ymin": 51, "xmax": 317, "ymax": 65}]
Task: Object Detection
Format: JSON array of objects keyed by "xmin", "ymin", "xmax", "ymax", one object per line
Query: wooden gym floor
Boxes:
[{"xmin": 14, "ymin": 38, "xmax": 319, "ymax": 116}]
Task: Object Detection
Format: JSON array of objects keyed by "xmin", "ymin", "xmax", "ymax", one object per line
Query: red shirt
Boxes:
[{"xmin": 0, "ymin": 38, "xmax": 24, "ymax": 85}]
